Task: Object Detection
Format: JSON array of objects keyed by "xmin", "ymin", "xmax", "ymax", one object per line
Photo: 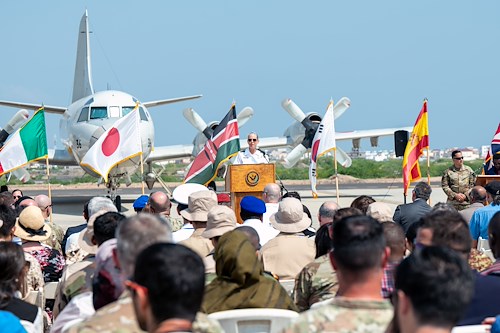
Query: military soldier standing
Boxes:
[{"xmin": 441, "ymin": 150, "xmax": 476, "ymax": 211}]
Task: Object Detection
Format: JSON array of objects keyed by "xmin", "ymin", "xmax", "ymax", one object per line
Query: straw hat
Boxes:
[
  {"xmin": 180, "ymin": 190, "xmax": 217, "ymax": 222},
  {"xmin": 78, "ymin": 209, "xmax": 108, "ymax": 255},
  {"xmin": 14, "ymin": 206, "xmax": 51, "ymax": 242},
  {"xmin": 202, "ymin": 206, "xmax": 237, "ymax": 239},
  {"xmin": 270, "ymin": 197, "xmax": 311, "ymax": 233}
]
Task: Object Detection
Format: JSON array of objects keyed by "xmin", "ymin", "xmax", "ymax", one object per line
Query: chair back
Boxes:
[
  {"xmin": 451, "ymin": 325, "xmax": 489, "ymax": 333},
  {"xmin": 208, "ymin": 308, "xmax": 299, "ymax": 333}
]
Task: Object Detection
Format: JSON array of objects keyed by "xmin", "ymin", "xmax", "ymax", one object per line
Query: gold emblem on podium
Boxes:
[{"xmin": 245, "ymin": 171, "xmax": 260, "ymax": 186}]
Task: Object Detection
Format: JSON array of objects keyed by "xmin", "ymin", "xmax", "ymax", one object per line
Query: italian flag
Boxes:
[{"xmin": 0, "ymin": 108, "xmax": 48, "ymax": 175}]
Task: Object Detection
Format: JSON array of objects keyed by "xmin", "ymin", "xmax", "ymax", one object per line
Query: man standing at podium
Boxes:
[{"xmin": 233, "ymin": 132, "xmax": 269, "ymax": 164}]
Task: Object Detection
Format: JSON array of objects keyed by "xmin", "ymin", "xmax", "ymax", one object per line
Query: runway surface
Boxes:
[{"xmin": 18, "ymin": 180, "xmax": 448, "ymax": 231}]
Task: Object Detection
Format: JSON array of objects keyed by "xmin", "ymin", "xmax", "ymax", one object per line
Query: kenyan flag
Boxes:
[
  {"xmin": 0, "ymin": 108, "xmax": 47, "ymax": 175},
  {"xmin": 185, "ymin": 105, "xmax": 240, "ymax": 185}
]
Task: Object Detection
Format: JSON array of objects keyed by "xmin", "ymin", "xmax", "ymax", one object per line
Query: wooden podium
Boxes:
[
  {"xmin": 226, "ymin": 163, "xmax": 276, "ymax": 224},
  {"xmin": 476, "ymin": 175, "xmax": 500, "ymax": 187}
]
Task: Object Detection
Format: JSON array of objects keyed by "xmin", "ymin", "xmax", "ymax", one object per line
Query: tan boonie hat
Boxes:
[
  {"xmin": 270, "ymin": 197, "xmax": 311, "ymax": 233},
  {"xmin": 78, "ymin": 209, "xmax": 108, "ymax": 255},
  {"xmin": 180, "ymin": 190, "xmax": 217, "ymax": 222},
  {"xmin": 202, "ymin": 206, "xmax": 237, "ymax": 239},
  {"xmin": 15, "ymin": 206, "xmax": 52, "ymax": 242},
  {"xmin": 366, "ymin": 202, "xmax": 394, "ymax": 223}
]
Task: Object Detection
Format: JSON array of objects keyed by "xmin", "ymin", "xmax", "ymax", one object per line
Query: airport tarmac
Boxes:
[{"xmin": 17, "ymin": 180, "xmax": 448, "ymax": 231}]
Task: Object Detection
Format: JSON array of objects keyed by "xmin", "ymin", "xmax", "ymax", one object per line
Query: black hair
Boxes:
[
  {"xmin": 395, "ymin": 246, "xmax": 473, "ymax": 328},
  {"xmin": 0, "ymin": 205, "xmax": 17, "ymax": 238},
  {"xmin": 413, "ymin": 182, "xmax": 432, "ymax": 200},
  {"xmin": 350, "ymin": 195, "xmax": 376, "ymax": 214},
  {"xmin": 11, "ymin": 189, "xmax": 23, "ymax": 197},
  {"xmin": 333, "ymin": 207, "xmax": 363, "ymax": 224},
  {"xmin": 133, "ymin": 243, "xmax": 205, "ymax": 323},
  {"xmin": 315, "ymin": 223, "xmax": 332, "ymax": 258},
  {"xmin": 419, "ymin": 210, "xmax": 471, "ymax": 255},
  {"xmin": 240, "ymin": 208, "xmax": 262, "ymax": 221},
  {"xmin": 332, "ymin": 215, "xmax": 385, "ymax": 272},
  {"xmin": 0, "ymin": 242, "xmax": 25, "ymax": 307},
  {"xmin": 451, "ymin": 150, "xmax": 462, "ymax": 158},
  {"xmin": 282, "ymin": 191, "xmax": 301, "ymax": 201},
  {"xmin": 406, "ymin": 220, "xmax": 422, "ymax": 248},
  {"xmin": 93, "ymin": 212, "xmax": 125, "ymax": 246}
]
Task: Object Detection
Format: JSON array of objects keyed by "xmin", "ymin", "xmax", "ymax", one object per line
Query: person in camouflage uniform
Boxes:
[
  {"xmin": 441, "ymin": 150, "xmax": 476, "ymax": 211},
  {"xmin": 292, "ymin": 254, "xmax": 338, "ymax": 312},
  {"xmin": 70, "ymin": 214, "xmax": 223, "ymax": 333},
  {"xmin": 284, "ymin": 215, "xmax": 392, "ymax": 333},
  {"xmin": 35, "ymin": 195, "xmax": 65, "ymax": 253}
]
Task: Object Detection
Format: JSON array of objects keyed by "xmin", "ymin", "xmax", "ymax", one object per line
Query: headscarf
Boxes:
[{"xmin": 201, "ymin": 230, "xmax": 297, "ymax": 313}]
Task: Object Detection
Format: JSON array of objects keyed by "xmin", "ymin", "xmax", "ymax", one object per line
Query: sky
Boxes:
[{"xmin": 0, "ymin": 1, "xmax": 499, "ymax": 155}]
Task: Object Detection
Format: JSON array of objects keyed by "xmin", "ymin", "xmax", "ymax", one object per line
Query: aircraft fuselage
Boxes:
[{"xmin": 63, "ymin": 90, "xmax": 154, "ymax": 178}]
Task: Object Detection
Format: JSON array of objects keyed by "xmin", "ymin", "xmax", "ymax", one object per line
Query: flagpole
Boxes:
[
  {"xmin": 334, "ymin": 149, "xmax": 340, "ymax": 203},
  {"xmin": 426, "ymin": 147, "xmax": 431, "ymax": 206},
  {"xmin": 45, "ymin": 156, "xmax": 52, "ymax": 223},
  {"xmin": 140, "ymin": 153, "xmax": 145, "ymax": 195}
]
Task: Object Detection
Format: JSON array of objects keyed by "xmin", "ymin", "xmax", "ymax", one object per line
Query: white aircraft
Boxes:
[{"xmin": 0, "ymin": 11, "xmax": 412, "ymax": 206}]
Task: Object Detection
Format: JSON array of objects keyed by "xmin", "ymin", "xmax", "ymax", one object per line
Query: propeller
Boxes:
[
  {"xmin": 282, "ymin": 98, "xmax": 352, "ymax": 168},
  {"xmin": 0, "ymin": 109, "xmax": 29, "ymax": 146},
  {"xmin": 237, "ymin": 107, "xmax": 254, "ymax": 127},
  {"xmin": 183, "ymin": 108, "xmax": 208, "ymax": 135}
]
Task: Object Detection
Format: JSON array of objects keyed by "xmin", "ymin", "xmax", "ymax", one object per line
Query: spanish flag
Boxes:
[{"xmin": 402, "ymin": 100, "xmax": 429, "ymax": 195}]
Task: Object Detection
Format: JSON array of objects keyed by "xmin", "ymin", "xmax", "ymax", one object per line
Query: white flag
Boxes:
[
  {"xmin": 80, "ymin": 107, "xmax": 142, "ymax": 182},
  {"xmin": 309, "ymin": 98, "xmax": 350, "ymax": 198}
]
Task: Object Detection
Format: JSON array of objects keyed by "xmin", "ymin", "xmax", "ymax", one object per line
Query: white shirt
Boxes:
[
  {"xmin": 51, "ymin": 291, "xmax": 95, "ymax": 333},
  {"xmin": 263, "ymin": 202, "xmax": 279, "ymax": 228},
  {"xmin": 173, "ymin": 223, "xmax": 194, "ymax": 243},
  {"xmin": 240, "ymin": 218, "xmax": 279, "ymax": 246},
  {"xmin": 233, "ymin": 148, "xmax": 269, "ymax": 165},
  {"xmin": 65, "ymin": 232, "xmax": 80, "ymax": 254}
]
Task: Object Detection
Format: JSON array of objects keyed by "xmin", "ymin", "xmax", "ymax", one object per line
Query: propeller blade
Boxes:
[
  {"xmin": 283, "ymin": 144, "xmax": 308, "ymax": 168},
  {"xmin": 12, "ymin": 168, "xmax": 30, "ymax": 183},
  {"xmin": 0, "ymin": 109, "xmax": 30, "ymax": 146},
  {"xmin": 183, "ymin": 108, "xmax": 208, "ymax": 133},
  {"xmin": 237, "ymin": 107, "xmax": 254, "ymax": 127},
  {"xmin": 281, "ymin": 99, "xmax": 306, "ymax": 123},
  {"xmin": 335, "ymin": 147, "xmax": 352, "ymax": 168},
  {"xmin": 332, "ymin": 97, "xmax": 351, "ymax": 120}
]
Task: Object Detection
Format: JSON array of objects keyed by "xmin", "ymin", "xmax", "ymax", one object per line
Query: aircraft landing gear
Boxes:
[{"xmin": 106, "ymin": 177, "xmax": 122, "ymax": 212}]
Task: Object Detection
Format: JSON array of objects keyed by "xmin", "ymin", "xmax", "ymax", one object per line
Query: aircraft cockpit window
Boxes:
[
  {"xmin": 90, "ymin": 107, "xmax": 108, "ymax": 120},
  {"xmin": 109, "ymin": 106, "xmax": 120, "ymax": 118},
  {"xmin": 139, "ymin": 107, "xmax": 148, "ymax": 121},
  {"xmin": 78, "ymin": 107, "xmax": 90, "ymax": 122},
  {"xmin": 122, "ymin": 107, "xmax": 135, "ymax": 116}
]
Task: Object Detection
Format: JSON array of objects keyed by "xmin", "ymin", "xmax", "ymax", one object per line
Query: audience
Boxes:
[
  {"xmin": 460, "ymin": 185, "xmax": 487, "ymax": 223},
  {"xmin": 239, "ymin": 196, "xmax": 278, "ymax": 246},
  {"xmin": 470, "ymin": 181, "xmax": 500, "ymax": 248},
  {"xmin": 202, "ymin": 230, "xmax": 296, "ymax": 313},
  {"xmin": 262, "ymin": 183, "xmax": 281, "ymax": 227},
  {"xmin": 366, "ymin": 202, "xmax": 394, "ymax": 223},
  {"xmin": 393, "ymin": 181, "xmax": 432, "ymax": 233},
  {"xmin": 482, "ymin": 211, "xmax": 500, "ymax": 276},
  {"xmin": 381, "ymin": 222, "xmax": 405, "ymax": 298},
  {"xmin": 350, "ymin": 195, "xmax": 375, "ymax": 214},
  {"xmin": 171, "ymin": 183, "xmax": 207, "ymax": 243},
  {"xmin": 317, "ymin": 201, "xmax": 339, "ymax": 227}
]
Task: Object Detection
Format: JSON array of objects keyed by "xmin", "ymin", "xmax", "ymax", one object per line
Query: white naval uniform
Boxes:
[{"xmin": 233, "ymin": 148, "xmax": 269, "ymax": 165}]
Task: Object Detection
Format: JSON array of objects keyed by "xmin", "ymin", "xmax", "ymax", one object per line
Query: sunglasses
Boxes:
[
  {"xmin": 453, "ymin": 157, "xmax": 463, "ymax": 160},
  {"xmin": 248, "ymin": 138, "xmax": 258, "ymax": 142}
]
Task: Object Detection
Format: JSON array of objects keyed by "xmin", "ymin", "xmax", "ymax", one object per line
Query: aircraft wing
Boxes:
[
  {"xmin": 0, "ymin": 100, "xmax": 66, "ymax": 114},
  {"xmin": 142, "ymin": 95, "xmax": 203, "ymax": 109},
  {"xmin": 334, "ymin": 127, "xmax": 413, "ymax": 141},
  {"xmin": 146, "ymin": 144, "xmax": 195, "ymax": 162}
]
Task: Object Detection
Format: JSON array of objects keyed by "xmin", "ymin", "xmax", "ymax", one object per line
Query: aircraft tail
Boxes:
[{"xmin": 72, "ymin": 10, "xmax": 94, "ymax": 103}]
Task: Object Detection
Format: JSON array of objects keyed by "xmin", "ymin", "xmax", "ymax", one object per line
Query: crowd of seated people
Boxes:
[{"xmin": 1, "ymin": 180, "xmax": 500, "ymax": 333}]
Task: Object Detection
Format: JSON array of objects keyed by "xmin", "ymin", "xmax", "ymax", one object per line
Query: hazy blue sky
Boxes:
[{"xmin": 1, "ymin": 1, "xmax": 499, "ymax": 154}]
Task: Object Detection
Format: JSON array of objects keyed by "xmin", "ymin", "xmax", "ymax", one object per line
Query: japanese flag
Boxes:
[{"xmin": 80, "ymin": 108, "xmax": 142, "ymax": 182}]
